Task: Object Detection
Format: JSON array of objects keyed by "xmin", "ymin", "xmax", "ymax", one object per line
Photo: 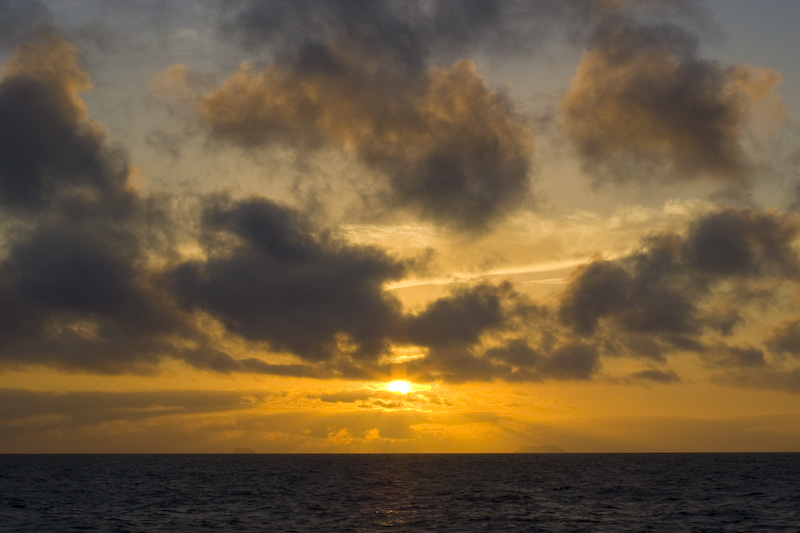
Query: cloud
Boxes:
[
  {"xmin": 559, "ymin": 259, "xmax": 633, "ymax": 336},
  {"xmin": 710, "ymin": 366, "xmax": 800, "ymax": 394},
  {"xmin": 312, "ymin": 388, "xmax": 446, "ymax": 410},
  {"xmin": 164, "ymin": 1, "xmax": 728, "ymax": 231},
  {"xmin": 402, "ymin": 283, "xmax": 524, "ymax": 382},
  {"xmin": 396, "ymin": 283, "xmax": 603, "ymax": 383},
  {"xmin": 485, "ymin": 338, "xmax": 541, "ymax": 368},
  {"xmin": 707, "ymin": 344, "xmax": 766, "ymax": 370},
  {"xmin": 559, "ymin": 233, "xmax": 700, "ymax": 350},
  {"xmin": 0, "ymin": 386, "xmax": 446, "ymax": 452},
  {"xmin": 1, "ymin": 24, "xmax": 796, "ymax": 395},
  {"xmin": 179, "ymin": 347, "xmax": 324, "ymax": 378},
  {"xmin": 405, "ymin": 282, "xmax": 511, "ymax": 349},
  {"xmin": 629, "ymin": 368, "xmax": 681, "ymax": 383},
  {"xmin": 540, "ymin": 342, "xmax": 600, "ymax": 380},
  {"xmin": 0, "ymin": 31, "xmax": 134, "ymax": 215},
  {"xmin": 0, "ymin": 0, "xmax": 51, "ymax": 49},
  {"xmin": 0, "ymin": 221, "xmax": 190, "ymax": 373},
  {"xmin": 0, "ymin": 388, "xmax": 266, "ymax": 428},
  {"xmin": 0, "ymin": 33, "xmax": 195, "ymax": 374},
  {"xmin": 218, "ymin": 0, "xmax": 709, "ymax": 63},
  {"xmin": 190, "ymin": 50, "xmax": 534, "ymax": 230},
  {"xmin": 559, "ymin": 207, "xmax": 800, "ymax": 360},
  {"xmin": 218, "ymin": 0, "xmax": 596, "ymax": 63},
  {"xmin": 684, "ymin": 208, "xmax": 800, "ymax": 278},
  {"xmin": 150, "ymin": 0, "xmax": 597, "ymax": 231},
  {"xmin": 317, "ymin": 389, "xmax": 376, "ymax": 404},
  {"xmin": 561, "ymin": 17, "xmax": 782, "ymax": 185},
  {"xmin": 486, "ymin": 340, "xmax": 599, "ymax": 382},
  {"xmin": 0, "ymin": 33, "xmax": 596, "ymax": 389},
  {"xmin": 766, "ymin": 318, "xmax": 800, "ymax": 357},
  {"xmin": 166, "ymin": 193, "xmax": 405, "ymax": 362}
]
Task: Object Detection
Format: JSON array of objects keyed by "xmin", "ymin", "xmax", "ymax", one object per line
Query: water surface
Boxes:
[{"xmin": 2, "ymin": 453, "xmax": 798, "ymax": 531}]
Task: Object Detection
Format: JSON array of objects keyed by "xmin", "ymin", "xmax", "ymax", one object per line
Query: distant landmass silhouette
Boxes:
[
  {"xmin": 515, "ymin": 444, "xmax": 566, "ymax": 453},
  {"xmin": 232, "ymin": 447, "xmax": 256, "ymax": 454}
]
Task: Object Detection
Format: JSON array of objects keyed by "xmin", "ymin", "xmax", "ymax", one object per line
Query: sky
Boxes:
[{"xmin": 2, "ymin": 0, "xmax": 800, "ymax": 453}]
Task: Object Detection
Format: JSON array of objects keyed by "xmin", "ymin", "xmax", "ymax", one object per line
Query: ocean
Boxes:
[{"xmin": 1, "ymin": 453, "xmax": 799, "ymax": 531}]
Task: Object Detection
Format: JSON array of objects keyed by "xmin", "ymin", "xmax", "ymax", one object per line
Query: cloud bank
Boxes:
[{"xmin": 0, "ymin": 3, "xmax": 798, "ymax": 398}]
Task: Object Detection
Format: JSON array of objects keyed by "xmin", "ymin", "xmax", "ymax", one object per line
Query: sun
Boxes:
[{"xmin": 386, "ymin": 380, "xmax": 412, "ymax": 394}]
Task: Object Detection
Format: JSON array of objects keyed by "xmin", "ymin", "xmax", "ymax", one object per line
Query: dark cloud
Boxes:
[
  {"xmin": 220, "ymin": 0, "xmax": 428, "ymax": 70},
  {"xmin": 684, "ymin": 208, "xmax": 800, "ymax": 278},
  {"xmin": 180, "ymin": 347, "xmax": 322, "ymax": 378},
  {"xmin": 405, "ymin": 283, "xmax": 510, "ymax": 349},
  {"xmin": 486, "ymin": 338, "xmax": 541, "ymax": 368},
  {"xmin": 617, "ymin": 233, "xmax": 698, "ymax": 338},
  {"xmin": 194, "ymin": 50, "xmax": 533, "ymax": 231},
  {"xmin": 0, "ymin": 33, "xmax": 194, "ymax": 374},
  {"xmin": 561, "ymin": 17, "xmax": 781, "ymax": 185},
  {"xmin": 559, "ymin": 208, "xmax": 800, "ymax": 361},
  {"xmin": 0, "ymin": 33, "xmax": 585, "ymax": 390},
  {"xmin": 559, "ymin": 259, "xmax": 632, "ymax": 335},
  {"xmin": 703, "ymin": 304, "xmax": 744, "ymax": 336},
  {"xmin": 766, "ymin": 318, "xmax": 800, "ymax": 357},
  {"xmin": 2, "ymin": 18, "xmax": 796, "ymax": 397},
  {"xmin": 0, "ymin": 219, "xmax": 190, "ymax": 374},
  {"xmin": 397, "ymin": 284, "xmax": 602, "ymax": 383},
  {"xmin": 175, "ymin": 1, "xmax": 728, "ymax": 230},
  {"xmin": 484, "ymin": 339, "xmax": 599, "ymax": 382},
  {"xmin": 407, "ymin": 345, "xmax": 496, "ymax": 384},
  {"xmin": 0, "ymin": 32, "xmax": 134, "ymax": 215},
  {"xmin": 0, "ymin": 388, "xmax": 266, "ymax": 428},
  {"xmin": 630, "ymin": 368, "xmax": 681, "ymax": 383},
  {"xmin": 559, "ymin": 245, "xmax": 698, "ymax": 344},
  {"xmin": 402, "ymin": 283, "xmax": 524, "ymax": 383},
  {"xmin": 2, "ymin": 35, "xmax": 794, "ymax": 396},
  {"xmin": 708, "ymin": 345, "xmax": 766, "ymax": 369},
  {"xmin": 219, "ymin": 0, "xmax": 585, "ymax": 65},
  {"xmin": 540, "ymin": 343, "xmax": 599, "ymax": 380},
  {"xmin": 167, "ymin": 194, "xmax": 405, "ymax": 362},
  {"xmin": 719, "ymin": 367, "xmax": 800, "ymax": 394},
  {"xmin": 317, "ymin": 389, "xmax": 375, "ymax": 404},
  {"xmin": 219, "ymin": 0, "xmax": 706, "ymax": 65},
  {"xmin": 149, "ymin": 0, "xmax": 603, "ymax": 231}
]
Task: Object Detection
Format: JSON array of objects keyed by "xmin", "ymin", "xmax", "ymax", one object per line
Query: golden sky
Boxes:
[{"xmin": 2, "ymin": 0, "xmax": 800, "ymax": 453}]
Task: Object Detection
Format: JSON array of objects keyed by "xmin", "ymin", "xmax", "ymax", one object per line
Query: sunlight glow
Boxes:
[{"xmin": 386, "ymin": 380, "xmax": 412, "ymax": 394}]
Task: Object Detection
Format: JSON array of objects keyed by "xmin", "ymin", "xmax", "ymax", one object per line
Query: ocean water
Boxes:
[{"xmin": 1, "ymin": 453, "xmax": 799, "ymax": 532}]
